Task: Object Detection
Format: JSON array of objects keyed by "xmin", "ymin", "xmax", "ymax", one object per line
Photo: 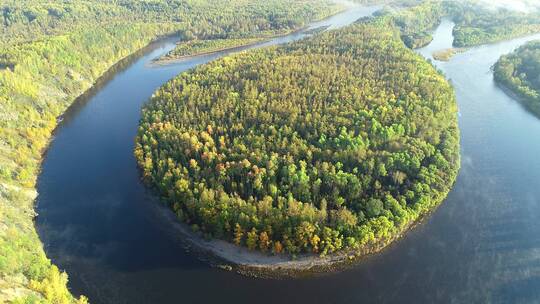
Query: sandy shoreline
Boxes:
[
  {"xmin": 151, "ymin": 192, "xmax": 443, "ymax": 278},
  {"xmin": 151, "ymin": 39, "xmax": 269, "ymax": 65},
  {"xmin": 142, "ymin": 2, "xmax": 456, "ymax": 277}
]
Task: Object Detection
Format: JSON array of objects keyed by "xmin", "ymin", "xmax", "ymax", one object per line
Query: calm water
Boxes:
[{"xmin": 36, "ymin": 11, "xmax": 540, "ymax": 304}]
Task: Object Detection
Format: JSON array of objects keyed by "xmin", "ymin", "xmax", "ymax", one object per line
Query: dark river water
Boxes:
[{"xmin": 36, "ymin": 7, "xmax": 540, "ymax": 304}]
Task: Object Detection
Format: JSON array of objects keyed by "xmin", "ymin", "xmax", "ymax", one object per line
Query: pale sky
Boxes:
[{"xmin": 474, "ymin": 0, "xmax": 540, "ymax": 12}]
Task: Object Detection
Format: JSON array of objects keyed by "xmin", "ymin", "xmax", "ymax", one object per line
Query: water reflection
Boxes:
[{"xmin": 37, "ymin": 8, "xmax": 540, "ymax": 304}]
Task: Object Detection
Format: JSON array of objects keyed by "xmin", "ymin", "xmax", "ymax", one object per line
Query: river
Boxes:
[{"xmin": 36, "ymin": 9, "xmax": 540, "ymax": 304}]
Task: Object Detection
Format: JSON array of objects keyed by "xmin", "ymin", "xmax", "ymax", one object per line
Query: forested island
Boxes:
[
  {"xmin": 494, "ymin": 40, "xmax": 540, "ymax": 117},
  {"xmin": 136, "ymin": 18, "xmax": 460, "ymax": 259},
  {"xmin": 136, "ymin": 0, "xmax": 540, "ymax": 262},
  {"xmin": 0, "ymin": 1, "xmax": 339, "ymax": 302},
  {"xmin": 432, "ymin": 48, "xmax": 466, "ymax": 62},
  {"xmin": 157, "ymin": 38, "xmax": 267, "ymax": 62}
]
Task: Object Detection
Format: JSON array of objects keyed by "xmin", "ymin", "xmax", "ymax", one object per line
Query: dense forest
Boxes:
[
  {"xmin": 494, "ymin": 40, "xmax": 540, "ymax": 117},
  {"xmin": 158, "ymin": 38, "xmax": 266, "ymax": 61},
  {"xmin": 432, "ymin": 48, "xmax": 465, "ymax": 62},
  {"xmin": 156, "ymin": 0, "xmax": 346, "ymax": 61},
  {"xmin": 3, "ymin": 0, "xmax": 540, "ymax": 302},
  {"xmin": 376, "ymin": 0, "xmax": 540, "ymax": 49},
  {"xmin": 0, "ymin": 0, "xmax": 338, "ymax": 47},
  {"xmin": 136, "ymin": 20, "xmax": 460, "ymax": 256},
  {"xmin": 0, "ymin": 1, "xmax": 338, "ymax": 302},
  {"xmin": 381, "ymin": 0, "xmax": 449, "ymax": 48},
  {"xmin": 452, "ymin": 4, "xmax": 540, "ymax": 47},
  {"xmin": 155, "ymin": 0, "xmax": 540, "ymax": 61}
]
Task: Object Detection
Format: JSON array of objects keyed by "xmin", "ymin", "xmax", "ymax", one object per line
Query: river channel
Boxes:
[{"xmin": 37, "ymin": 9, "xmax": 540, "ymax": 304}]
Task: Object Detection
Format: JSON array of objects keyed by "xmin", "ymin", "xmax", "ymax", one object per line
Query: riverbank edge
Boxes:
[
  {"xmin": 139, "ymin": 10, "xmax": 462, "ymax": 278},
  {"xmin": 152, "ymin": 177, "xmax": 458, "ymax": 278},
  {"xmin": 492, "ymin": 47, "xmax": 540, "ymax": 119},
  {"xmin": 145, "ymin": 38, "xmax": 462, "ymax": 277},
  {"xmin": 454, "ymin": 29, "xmax": 540, "ymax": 49},
  {"xmin": 152, "ymin": 38, "xmax": 268, "ymax": 65},
  {"xmin": 1, "ymin": 28, "xmax": 185, "ymax": 303},
  {"xmin": 493, "ymin": 79, "xmax": 540, "ymax": 119},
  {"xmin": 19, "ymin": 6, "xmax": 349, "ymax": 301},
  {"xmin": 151, "ymin": 6, "xmax": 347, "ymax": 65},
  {"xmin": 151, "ymin": 1, "xmax": 354, "ymax": 65}
]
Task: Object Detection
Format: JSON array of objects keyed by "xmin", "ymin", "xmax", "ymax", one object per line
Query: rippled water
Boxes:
[{"xmin": 37, "ymin": 11, "xmax": 540, "ymax": 304}]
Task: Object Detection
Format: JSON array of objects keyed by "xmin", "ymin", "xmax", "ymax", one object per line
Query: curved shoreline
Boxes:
[
  {"xmin": 151, "ymin": 7, "xmax": 348, "ymax": 65},
  {"xmin": 152, "ymin": 186, "xmax": 454, "ymax": 278},
  {"xmin": 493, "ymin": 80, "xmax": 540, "ymax": 119},
  {"xmin": 138, "ymin": 7, "xmax": 460, "ymax": 278},
  {"xmin": 152, "ymin": 39, "xmax": 268, "ymax": 65},
  {"xmin": 21, "ymin": 7, "xmax": 355, "ymax": 302}
]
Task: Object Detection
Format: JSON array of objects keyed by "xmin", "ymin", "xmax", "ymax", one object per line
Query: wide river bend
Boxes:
[{"xmin": 37, "ymin": 8, "xmax": 540, "ymax": 304}]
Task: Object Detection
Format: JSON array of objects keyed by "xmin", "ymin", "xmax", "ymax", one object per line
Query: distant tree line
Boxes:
[
  {"xmin": 375, "ymin": 0, "xmax": 540, "ymax": 49},
  {"xmin": 494, "ymin": 40, "xmax": 540, "ymax": 117},
  {"xmin": 159, "ymin": 38, "xmax": 266, "ymax": 61},
  {"xmin": 1, "ymin": 0, "xmax": 338, "ymax": 47}
]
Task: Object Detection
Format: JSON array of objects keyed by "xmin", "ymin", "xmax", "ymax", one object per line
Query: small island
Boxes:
[
  {"xmin": 135, "ymin": 20, "xmax": 460, "ymax": 273},
  {"xmin": 432, "ymin": 48, "xmax": 465, "ymax": 61},
  {"xmin": 157, "ymin": 38, "xmax": 267, "ymax": 62},
  {"xmin": 494, "ymin": 40, "xmax": 540, "ymax": 117},
  {"xmin": 155, "ymin": 26, "xmax": 333, "ymax": 63}
]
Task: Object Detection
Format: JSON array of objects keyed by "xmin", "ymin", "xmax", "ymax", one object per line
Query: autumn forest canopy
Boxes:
[
  {"xmin": 135, "ymin": 21, "xmax": 460, "ymax": 255},
  {"xmin": 494, "ymin": 40, "xmax": 540, "ymax": 117},
  {"xmin": 0, "ymin": 0, "xmax": 339, "ymax": 302},
  {"xmin": 134, "ymin": 0, "xmax": 540, "ymax": 259}
]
